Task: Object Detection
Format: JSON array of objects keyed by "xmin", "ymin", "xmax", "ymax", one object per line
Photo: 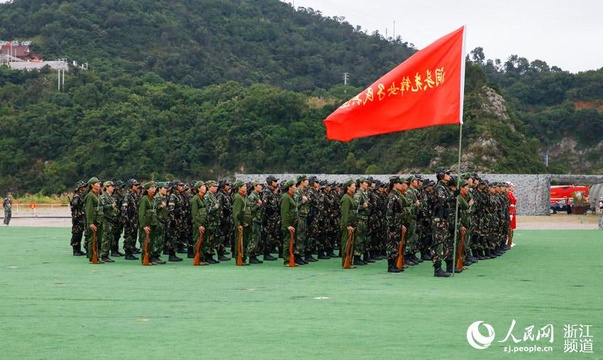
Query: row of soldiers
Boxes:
[{"xmin": 70, "ymin": 170, "xmax": 515, "ymax": 275}]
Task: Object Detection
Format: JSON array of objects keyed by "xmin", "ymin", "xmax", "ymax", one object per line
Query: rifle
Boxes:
[
  {"xmin": 193, "ymin": 231, "xmax": 207, "ymax": 266},
  {"xmin": 456, "ymin": 228, "xmax": 466, "ymax": 271},
  {"xmin": 236, "ymin": 227, "xmax": 244, "ymax": 266},
  {"xmin": 142, "ymin": 231, "xmax": 151, "ymax": 266},
  {"xmin": 396, "ymin": 225, "xmax": 407, "ymax": 270},
  {"xmin": 288, "ymin": 228, "xmax": 296, "ymax": 267},
  {"xmin": 91, "ymin": 229, "xmax": 99, "ymax": 264},
  {"xmin": 343, "ymin": 228, "xmax": 354, "ymax": 269}
]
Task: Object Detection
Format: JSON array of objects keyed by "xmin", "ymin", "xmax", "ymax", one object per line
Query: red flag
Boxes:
[{"xmin": 324, "ymin": 26, "xmax": 465, "ymax": 142}]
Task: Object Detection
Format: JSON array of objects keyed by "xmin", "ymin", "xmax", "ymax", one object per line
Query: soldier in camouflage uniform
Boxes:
[
  {"xmin": 330, "ymin": 183, "xmax": 342, "ymax": 256},
  {"xmin": 110, "ymin": 180, "xmax": 125, "ymax": 257},
  {"xmin": 100, "ymin": 181, "xmax": 119, "ymax": 263},
  {"xmin": 217, "ymin": 179, "xmax": 234, "ymax": 258},
  {"xmin": 154, "ymin": 182, "xmax": 170, "ymax": 262},
  {"xmin": 404, "ymin": 176, "xmax": 422, "ymax": 265},
  {"xmin": 247, "ymin": 181, "xmax": 264, "ymax": 264},
  {"xmin": 84, "ymin": 177, "xmax": 104, "ymax": 264},
  {"xmin": 367, "ymin": 180, "xmax": 384, "ymax": 260},
  {"xmin": 385, "ymin": 176, "xmax": 408, "ymax": 273},
  {"xmin": 454, "ymin": 180, "xmax": 473, "ymax": 269},
  {"xmin": 472, "ymin": 180, "xmax": 490, "ymax": 260},
  {"xmin": 165, "ymin": 180, "xmax": 185, "ymax": 262},
  {"xmin": 353, "ymin": 178, "xmax": 372, "ymax": 265},
  {"xmin": 206, "ymin": 180, "xmax": 227, "ymax": 262},
  {"xmin": 417, "ymin": 180, "xmax": 435, "ymax": 261},
  {"xmin": 293, "ymin": 175, "xmax": 314, "ymax": 263},
  {"xmin": 313, "ymin": 180, "xmax": 331, "ymax": 259},
  {"xmin": 306, "ymin": 176, "xmax": 322, "ymax": 261},
  {"xmin": 70, "ymin": 181, "xmax": 88, "ymax": 256},
  {"xmin": 261, "ymin": 175, "xmax": 280, "ymax": 261},
  {"xmin": 121, "ymin": 179, "xmax": 141, "ymax": 260},
  {"xmin": 430, "ymin": 168, "xmax": 454, "ymax": 277}
]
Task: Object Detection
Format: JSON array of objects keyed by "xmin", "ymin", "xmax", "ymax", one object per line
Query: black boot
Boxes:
[
  {"xmin": 187, "ymin": 248, "xmax": 195, "ymax": 259},
  {"xmin": 294, "ymin": 254, "xmax": 307, "ymax": 265},
  {"xmin": 249, "ymin": 256, "xmax": 263, "ymax": 264},
  {"xmin": 205, "ymin": 253, "xmax": 219, "ymax": 264},
  {"xmin": 387, "ymin": 259, "xmax": 402, "ymax": 273},
  {"xmin": 110, "ymin": 248, "xmax": 124, "ymax": 257},
  {"xmin": 72, "ymin": 246, "xmax": 85, "ymax": 256},
  {"xmin": 445, "ymin": 259, "xmax": 462, "ymax": 274},
  {"xmin": 304, "ymin": 252, "xmax": 318, "ymax": 263},
  {"xmin": 218, "ymin": 250, "xmax": 231, "ymax": 262},
  {"xmin": 353, "ymin": 255, "xmax": 365, "ymax": 266},
  {"xmin": 124, "ymin": 251, "xmax": 138, "ymax": 260},
  {"xmin": 263, "ymin": 253, "xmax": 277, "ymax": 261},
  {"xmin": 433, "ymin": 261, "xmax": 451, "ymax": 277},
  {"xmin": 168, "ymin": 249, "xmax": 183, "ymax": 262},
  {"xmin": 363, "ymin": 252, "xmax": 375, "ymax": 263}
]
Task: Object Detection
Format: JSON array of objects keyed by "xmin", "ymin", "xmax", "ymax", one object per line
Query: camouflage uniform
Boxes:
[
  {"xmin": 110, "ymin": 183, "xmax": 125, "ymax": 256},
  {"xmin": 431, "ymin": 180, "xmax": 454, "ymax": 263},
  {"xmin": 121, "ymin": 182, "xmax": 141, "ymax": 257},
  {"xmin": 205, "ymin": 186, "xmax": 223, "ymax": 260},
  {"xmin": 293, "ymin": 182, "xmax": 310, "ymax": 259},
  {"xmin": 386, "ymin": 185, "xmax": 410, "ymax": 262},
  {"xmin": 216, "ymin": 185, "xmax": 233, "ymax": 256},
  {"xmin": 70, "ymin": 184, "xmax": 87, "ymax": 255},
  {"xmin": 353, "ymin": 184, "xmax": 370, "ymax": 262},
  {"xmin": 166, "ymin": 182, "xmax": 186, "ymax": 255},
  {"xmin": 153, "ymin": 187, "xmax": 169, "ymax": 259},
  {"xmin": 404, "ymin": 182, "xmax": 421, "ymax": 262},
  {"xmin": 261, "ymin": 181, "xmax": 281, "ymax": 258},
  {"xmin": 313, "ymin": 183, "xmax": 331, "ymax": 258},
  {"xmin": 247, "ymin": 187, "xmax": 264, "ymax": 260},
  {"xmin": 100, "ymin": 184, "xmax": 119, "ymax": 260}
]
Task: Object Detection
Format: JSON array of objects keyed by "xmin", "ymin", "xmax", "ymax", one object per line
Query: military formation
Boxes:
[{"xmin": 70, "ymin": 169, "xmax": 516, "ymax": 277}]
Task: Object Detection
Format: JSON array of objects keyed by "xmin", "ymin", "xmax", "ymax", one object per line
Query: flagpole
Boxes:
[
  {"xmin": 452, "ymin": 123, "xmax": 463, "ymax": 277},
  {"xmin": 451, "ymin": 25, "xmax": 467, "ymax": 277}
]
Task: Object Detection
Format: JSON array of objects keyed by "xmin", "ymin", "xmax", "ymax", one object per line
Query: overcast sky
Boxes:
[{"xmin": 284, "ymin": 0, "xmax": 602, "ymax": 73}]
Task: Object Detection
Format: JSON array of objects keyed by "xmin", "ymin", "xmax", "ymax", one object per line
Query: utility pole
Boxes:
[{"xmin": 343, "ymin": 72, "xmax": 349, "ymax": 93}]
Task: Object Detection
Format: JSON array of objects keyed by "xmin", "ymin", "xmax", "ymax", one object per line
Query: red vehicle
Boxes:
[{"xmin": 550, "ymin": 185, "xmax": 589, "ymax": 214}]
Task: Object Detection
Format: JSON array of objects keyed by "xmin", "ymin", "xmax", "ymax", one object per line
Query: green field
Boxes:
[{"xmin": 1, "ymin": 227, "xmax": 601, "ymax": 359}]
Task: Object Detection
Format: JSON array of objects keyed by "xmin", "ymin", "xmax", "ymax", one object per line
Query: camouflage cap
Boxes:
[
  {"xmin": 157, "ymin": 182, "xmax": 168, "ymax": 188},
  {"xmin": 266, "ymin": 175, "xmax": 279, "ymax": 184},
  {"xmin": 75, "ymin": 180, "xmax": 87, "ymax": 189},
  {"xmin": 296, "ymin": 175, "xmax": 308, "ymax": 184},
  {"xmin": 233, "ymin": 180, "xmax": 245, "ymax": 190},
  {"xmin": 358, "ymin": 177, "xmax": 370, "ymax": 184},
  {"xmin": 103, "ymin": 180, "xmax": 114, "ymax": 187},
  {"xmin": 127, "ymin": 178, "xmax": 140, "ymax": 187},
  {"xmin": 193, "ymin": 181, "xmax": 205, "ymax": 190},
  {"xmin": 389, "ymin": 176, "xmax": 403, "ymax": 184},
  {"xmin": 115, "ymin": 180, "xmax": 125, "ymax": 188},
  {"xmin": 205, "ymin": 180, "xmax": 218, "ymax": 187}
]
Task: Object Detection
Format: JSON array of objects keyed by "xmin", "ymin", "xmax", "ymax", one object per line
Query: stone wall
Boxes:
[{"xmin": 236, "ymin": 173, "xmax": 603, "ymax": 216}]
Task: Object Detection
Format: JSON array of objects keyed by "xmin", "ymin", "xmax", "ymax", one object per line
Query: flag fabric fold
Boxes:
[{"xmin": 324, "ymin": 26, "xmax": 465, "ymax": 142}]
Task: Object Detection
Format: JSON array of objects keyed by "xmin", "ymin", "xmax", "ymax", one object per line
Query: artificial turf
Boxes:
[{"xmin": 0, "ymin": 227, "xmax": 601, "ymax": 359}]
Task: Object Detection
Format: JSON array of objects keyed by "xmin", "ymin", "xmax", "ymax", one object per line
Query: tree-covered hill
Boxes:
[{"xmin": 0, "ymin": 0, "xmax": 600, "ymax": 195}]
